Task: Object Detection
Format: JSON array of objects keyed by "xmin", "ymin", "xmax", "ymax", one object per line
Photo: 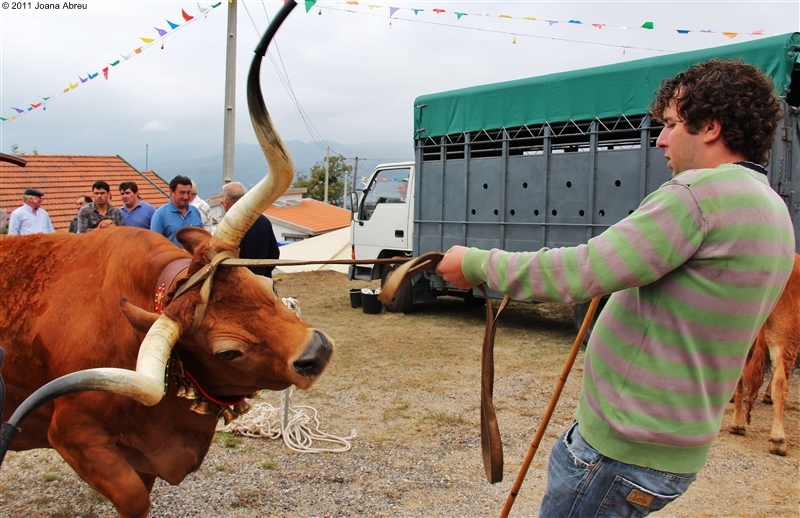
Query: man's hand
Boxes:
[
  {"xmin": 435, "ymin": 245, "xmax": 477, "ymax": 289},
  {"xmin": 96, "ymin": 219, "xmax": 115, "ymax": 230}
]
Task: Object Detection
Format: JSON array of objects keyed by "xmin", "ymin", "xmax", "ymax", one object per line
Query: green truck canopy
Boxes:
[{"xmin": 414, "ymin": 32, "xmax": 800, "ymax": 139}]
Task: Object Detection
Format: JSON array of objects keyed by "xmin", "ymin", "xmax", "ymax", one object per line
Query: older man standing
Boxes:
[
  {"xmin": 151, "ymin": 175, "xmax": 203, "ymax": 247},
  {"xmin": 77, "ymin": 181, "xmax": 125, "ymax": 233},
  {"xmin": 221, "ymin": 181, "xmax": 280, "ymax": 277},
  {"xmin": 7, "ymin": 188, "xmax": 55, "ymax": 235}
]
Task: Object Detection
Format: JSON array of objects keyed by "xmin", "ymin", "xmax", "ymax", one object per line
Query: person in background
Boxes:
[
  {"xmin": 150, "ymin": 175, "xmax": 203, "ymax": 247},
  {"xmin": 77, "ymin": 181, "xmax": 125, "ymax": 233},
  {"xmin": 397, "ymin": 179, "xmax": 408, "ymax": 202},
  {"xmin": 436, "ymin": 59, "xmax": 795, "ymax": 517},
  {"xmin": 119, "ymin": 181, "xmax": 156, "ymax": 229},
  {"xmin": 221, "ymin": 181, "xmax": 280, "ymax": 277},
  {"xmin": 190, "ymin": 181, "xmax": 213, "ymax": 232},
  {"xmin": 8, "ymin": 187, "xmax": 55, "ymax": 235},
  {"xmin": 69, "ymin": 195, "xmax": 92, "ymax": 233}
]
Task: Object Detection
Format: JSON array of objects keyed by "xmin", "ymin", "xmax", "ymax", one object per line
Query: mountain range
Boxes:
[{"xmin": 127, "ymin": 141, "xmax": 413, "ymax": 200}]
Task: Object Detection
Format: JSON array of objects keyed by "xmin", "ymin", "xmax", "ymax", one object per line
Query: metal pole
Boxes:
[
  {"xmin": 353, "ymin": 156, "xmax": 359, "ymax": 191},
  {"xmin": 324, "ymin": 146, "xmax": 330, "ymax": 203},
  {"xmin": 222, "ymin": 0, "xmax": 238, "ymax": 184}
]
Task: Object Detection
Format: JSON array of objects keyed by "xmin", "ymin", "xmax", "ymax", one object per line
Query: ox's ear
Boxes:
[
  {"xmin": 120, "ymin": 297, "xmax": 160, "ymax": 334},
  {"xmin": 176, "ymin": 227, "xmax": 212, "ymax": 255}
]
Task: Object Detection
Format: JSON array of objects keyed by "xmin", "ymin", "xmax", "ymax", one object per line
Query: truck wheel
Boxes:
[{"xmin": 381, "ymin": 265, "xmax": 413, "ymax": 313}]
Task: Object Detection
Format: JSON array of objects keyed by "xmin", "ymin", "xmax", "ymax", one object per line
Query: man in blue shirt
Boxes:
[
  {"xmin": 150, "ymin": 175, "xmax": 203, "ymax": 247},
  {"xmin": 119, "ymin": 181, "xmax": 156, "ymax": 229},
  {"xmin": 8, "ymin": 188, "xmax": 55, "ymax": 235}
]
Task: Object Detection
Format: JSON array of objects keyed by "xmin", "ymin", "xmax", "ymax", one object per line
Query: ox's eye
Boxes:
[{"xmin": 216, "ymin": 350, "xmax": 243, "ymax": 361}]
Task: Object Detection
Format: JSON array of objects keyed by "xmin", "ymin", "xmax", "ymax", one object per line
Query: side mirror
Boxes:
[{"xmin": 349, "ymin": 191, "xmax": 360, "ymax": 214}]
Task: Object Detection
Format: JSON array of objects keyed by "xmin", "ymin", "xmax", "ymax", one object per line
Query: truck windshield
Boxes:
[{"xmin": 360, "ymin": 167, "xmax": 411, "ymax": 220}]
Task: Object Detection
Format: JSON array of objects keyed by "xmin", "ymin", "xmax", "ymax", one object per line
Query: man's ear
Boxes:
[{"xmin": 702, "ymin": 119, "xmax": 723, "ymax": 144}]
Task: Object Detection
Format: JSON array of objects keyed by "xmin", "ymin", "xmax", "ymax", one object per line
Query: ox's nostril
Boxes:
[{"xmin": 293, "ymin": 330, "xmax": 333, "ymax": 377}]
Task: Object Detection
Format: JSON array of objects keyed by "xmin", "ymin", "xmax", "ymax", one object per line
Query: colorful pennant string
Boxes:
[
  {"xmin": 3, "ymin": 2, "xmax": 223, "ymax": 125},
  {"xmin": 318, "ymin": 1, "xmax": 768, "ymax": 40}
]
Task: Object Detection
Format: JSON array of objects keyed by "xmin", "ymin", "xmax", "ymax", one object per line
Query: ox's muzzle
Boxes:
[{"xmin": 294, "ymin": 330, "xmax": 333, "ymax": 378}]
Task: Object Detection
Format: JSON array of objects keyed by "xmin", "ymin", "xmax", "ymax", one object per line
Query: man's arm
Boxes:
[
  {"xmin": 150, "ymin": 209, "xmax": 164, "ymax": 236},
  {"xmin": 438, "ymin": 183, "xmax": 704, "ymax": 304},
  {"xmin": 7, "ymin": 210, "xmax": 21, "ymax": 235},
  {"xmin": 44, "ymin": 213, "xmax": 55, "ymax": 233}
]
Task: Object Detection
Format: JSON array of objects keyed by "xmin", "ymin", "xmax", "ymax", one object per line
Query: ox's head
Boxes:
[{"xmin": 0, "ymin": 2, "xmax": 330, "ymax": 441}]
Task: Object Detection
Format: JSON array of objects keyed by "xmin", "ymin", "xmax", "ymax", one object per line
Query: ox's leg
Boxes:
[
  {"xmin": 766, "ymin": 343, "xmax": 789, "ymax": 456},
  {"xmin": 729, "ymin": 375, "xmax": 748, "ymax": 436},
  {"xmin": 48, "ymin": 412, "xmax": 152, "ymax": 518},
  {"xmin": 763, "ymin": 369, "xmax": 774, "ymax": 404}
]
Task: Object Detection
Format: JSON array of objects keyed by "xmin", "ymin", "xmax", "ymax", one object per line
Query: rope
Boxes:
[
  {"xmin": 215, "ymin": 387, "xmax": 356, "ymax": 453},
  {"xmin": 215, "ymin": 296, "xmax": 355, "ymax": 453}
]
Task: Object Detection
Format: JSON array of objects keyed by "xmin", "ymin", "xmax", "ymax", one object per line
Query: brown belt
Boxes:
[{"xmin": 379, "ymin": 252, "xmax": 508, "ymax": 484}]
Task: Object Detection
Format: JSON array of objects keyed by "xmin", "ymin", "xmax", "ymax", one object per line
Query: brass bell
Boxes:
[
  {"xmin": 220, "ymin": 407, "xmax": 238, "ymax": 425},
  {"xmin": 234, "ymin": 401, "xmax": 251, "ymax": 415},
  {"xmin": 176, "ymin": 385, "xmax": 187, "ymax": 398},
  {"xmin": 184, "ymin": 386, "xmax": 199, "ymax": 400},
  {"xmin": 248, "ymin": 391, "xmax": 262, "ymax": 399},
  {"xmin": 192, "ymin": 400, "xmax": 212, "ymax": 415}
]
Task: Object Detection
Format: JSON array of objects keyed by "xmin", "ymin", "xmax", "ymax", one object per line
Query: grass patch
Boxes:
[{"xmin": 216, "ymin": 432, "xmax": 243, "ymax": 448}]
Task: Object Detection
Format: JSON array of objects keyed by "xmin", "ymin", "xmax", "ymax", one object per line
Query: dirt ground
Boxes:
[{"xmin": 0, "ymin": 270, "xmax": 797, "ymax": 517}]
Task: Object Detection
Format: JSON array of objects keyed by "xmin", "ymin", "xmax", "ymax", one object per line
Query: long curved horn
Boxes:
[{"xmin": 210, "ymin": 0, "xmax": 297, "ymax": 250}]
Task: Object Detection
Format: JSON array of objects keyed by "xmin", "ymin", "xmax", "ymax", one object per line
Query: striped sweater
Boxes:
[{"xmin": 461, "ymin": 163, "xmax": 795, "ymax": 473}]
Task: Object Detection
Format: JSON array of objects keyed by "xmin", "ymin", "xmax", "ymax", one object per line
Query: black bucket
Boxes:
[
  {"xmin": 349, "ymin": 288, "xmax": 363, "ymax": 308},
  {"xmin": 361, "ymin": 292, "xmax": 382, "ymax": 314}
]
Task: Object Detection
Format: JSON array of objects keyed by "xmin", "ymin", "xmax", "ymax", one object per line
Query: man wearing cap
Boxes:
[{"xmin": 7, "ymin": 188, "xmax": 55, "ymax": 235}]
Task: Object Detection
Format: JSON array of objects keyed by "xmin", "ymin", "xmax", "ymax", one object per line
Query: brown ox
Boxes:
[
  {"xmin": 0, "ymin": 4, "xmax": 330, "ymax": 517},
  {"xmin": 729, "ymin": 253, "xmax": 800, "ymax": 456}
]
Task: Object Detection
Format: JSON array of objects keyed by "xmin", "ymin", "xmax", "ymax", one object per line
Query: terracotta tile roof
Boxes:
[
  {"xmin": 0, "ymin": 155, "xmax": 170, "ymax": 233},
  {"xmin": 264, "ymin": 199, "xmax": 351, "ymax": 234}
]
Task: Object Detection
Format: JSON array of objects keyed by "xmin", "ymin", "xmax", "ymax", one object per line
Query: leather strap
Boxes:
[{"xmin": 378, "ymin": 252, "xmax": 507, "ymax": 484}]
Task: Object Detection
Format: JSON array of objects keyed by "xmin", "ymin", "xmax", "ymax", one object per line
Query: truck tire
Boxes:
[{"xmin": 381, "ymin": 265, "xmax": 413, "ymax": 313}]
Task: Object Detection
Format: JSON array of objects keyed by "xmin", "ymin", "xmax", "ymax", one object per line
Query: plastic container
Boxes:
[
  {"xmin": 349, "ymin": 288, "xmax": 363, "ymax": 308},
  {"xmin": 361, "ymin": 290, "xmax": 382, "ymax": 314}
]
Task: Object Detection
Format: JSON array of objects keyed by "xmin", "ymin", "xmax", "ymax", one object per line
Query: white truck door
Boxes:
[{"xmin": 353, "ymin": 166, "xmax": 412, "ymax": 260}]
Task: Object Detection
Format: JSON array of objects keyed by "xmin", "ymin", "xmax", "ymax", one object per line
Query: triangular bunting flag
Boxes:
[
  {"xmin": 499, "ymin": 14, "xmax": 512, "ymax": 19},
  {"xmin": 166, "ymin": 19, "xmax": 180, "ymax": 29},
  {"xmin": 63, "ymin": 87, "xmax": 69, "ymax": 93},
  {"xmin": 592, "ymin": 23, "xmax": 605, "ymax": 29},
  {"xmin": 79, "ymin": 76, "xmax": 88, "ymax": 83},
  {"xmin": 547, "ymin": 20, "xmax": 558, "ymax": 25},
  {"xmin": 368, "ymin": 4, "xmax": 379, "ymax": 9},
  {"xmin": 0, "ymin": 117, "xmax": 7, "ymax": 122},
  {"xmin": 103, "ymin": 67, "xmax": 109, "ymax": 80},
  {"xmin": 69, "ymin": 82, "xmax": 79, "ymax": 90},
  {"xmin": 27, "ymin": 107, "xmax": 33, "ymax": 111},
  {"xmin": 120, "ymin": 53, "xmax": 132, "ymax": 61},
  {"xmin": 110, "ymin": 60, "xmax": 121, "ymax": 66},
  {"xmin": 523, "ymin": 16, "xmax": 536, "ymax": 21},
  {"xmin": 455, "ymin": 12, "xmax": 466, "ymax": 19},
  {"xmin": 30, "ymin": 103, "xmax": 42, "ymax": 108},
  {"xmin": 723, "ymin": 32, "xmax": 738, "ymax": 38},
  {"xmin": 155, "ymin": 26, "xmax": 168, "ymax": 36},
  {"xmin": 412, "ymin": 9, "xmax": 421, "ymax": 14},
  {"xmin": 135, "ymin": 47, "xmax": 143, "ymax": 54},
  {"xmin": 389, "ymin": 7, "xmax": 400, "ymax": 17},
  {"xmin": 641, "ymin": 21, "xmax": 654, "ymax": 29},
  {"xmin": 197, "ymin": 2, "xmax": 209, "ymax": 13},
  {"xmin": 181, "ymin": 9, "xmax": 194, "ymax": 21},
  {"xmin": 751, "ymin": 29, "xmax": 765, "ymax": 35},
  {"xmin": 433, "ymin": 8, "xmax": 445, "ymax": 14},
  {"xmin": 304, "ymin": 0, "xmax": 316, "ymax": 12},
  {"xmin": 677, "ymin": 29, "xmax": 690, "ymax": 34},
  {"xmin": 140, "ymin": 37, "xmax": 154, "ymax": 43},
  {"xmin": 88, "ymin": 72, "xmax": 98, "ymax": 79},
  {"xmin": 211, "ymin": 2, "xmax": 221, "ymax": 7},
  {"xmin": 11, "ymin": 107, "xmax": 24, "ymax": 114},
  {"xmin": 346, "ymin": 0, "xmax": 358, "ymax": 4},
  {"xmin": 568, "ymin": 19, "xmax": 581, "ymax": 24}
]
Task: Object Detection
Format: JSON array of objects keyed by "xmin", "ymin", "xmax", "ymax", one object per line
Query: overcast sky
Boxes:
[{"xmin": 1, "ymin": 1, "xmax": 798, "ymax": 164}]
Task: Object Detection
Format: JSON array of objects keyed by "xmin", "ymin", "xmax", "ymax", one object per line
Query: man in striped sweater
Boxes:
[{"xmin": 437, "ymin": 59, "xmax": 795, "ymax": 516}]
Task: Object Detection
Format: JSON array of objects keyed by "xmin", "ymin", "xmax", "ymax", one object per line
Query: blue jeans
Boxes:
[{"xmin": 539, "ymin": 422, "xmax": 697, "ymax": 518}]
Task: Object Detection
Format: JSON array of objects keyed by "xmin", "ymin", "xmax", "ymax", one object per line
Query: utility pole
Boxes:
[
  {"xmin": 353, "ymin": 156, "xmax": 358, "ymax": 191},
  {"xmin": 324, "ymin": 146, "xmax": 330, "ymax": 204},
  {"xmin": 222, "ymin": 0, "xmax": 238, "ymax": 184}
]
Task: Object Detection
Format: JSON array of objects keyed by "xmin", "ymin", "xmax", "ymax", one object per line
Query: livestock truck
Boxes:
[{"xmin": 349, "ymin": 32, "xmax": 800, "ymax": 327}]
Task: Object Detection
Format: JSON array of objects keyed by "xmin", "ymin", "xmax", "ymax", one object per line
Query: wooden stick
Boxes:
[{"xmin": 499, "ymin": 297, "xmax": 602, "ymax": 518}]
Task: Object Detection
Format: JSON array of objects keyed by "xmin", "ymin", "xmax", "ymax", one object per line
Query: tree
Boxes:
[{"xmin": 292, "ymin": 155, "xmax": 352, "ymax": 206}]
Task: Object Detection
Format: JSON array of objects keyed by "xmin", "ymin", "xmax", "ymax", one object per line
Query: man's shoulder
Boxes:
[{"xmin": 78, "ymin": 203, "xmax": 95, "ymax": 215}]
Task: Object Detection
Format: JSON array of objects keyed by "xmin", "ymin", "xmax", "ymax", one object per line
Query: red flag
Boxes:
[
  {"xmin": 102, "ymin": 67, "xmax": 109, "ymax": 80},
  {"xmin": 182, "ymin": 9, "xmax": 194, "ymax": 21}
]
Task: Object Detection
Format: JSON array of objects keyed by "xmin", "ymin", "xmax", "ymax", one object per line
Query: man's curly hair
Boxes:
[{"xmin": 651, "ymin": 59, "xmax": 782, "ymax": 165}]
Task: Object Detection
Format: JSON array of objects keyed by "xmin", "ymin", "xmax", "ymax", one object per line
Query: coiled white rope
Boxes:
[
  {"xmin": 216, "ymin": 387, "xmax": 356, "ymax": 453},
  {"xmin": 215, "ymin": 297, "xmax": 356, "ymax": 453}
]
